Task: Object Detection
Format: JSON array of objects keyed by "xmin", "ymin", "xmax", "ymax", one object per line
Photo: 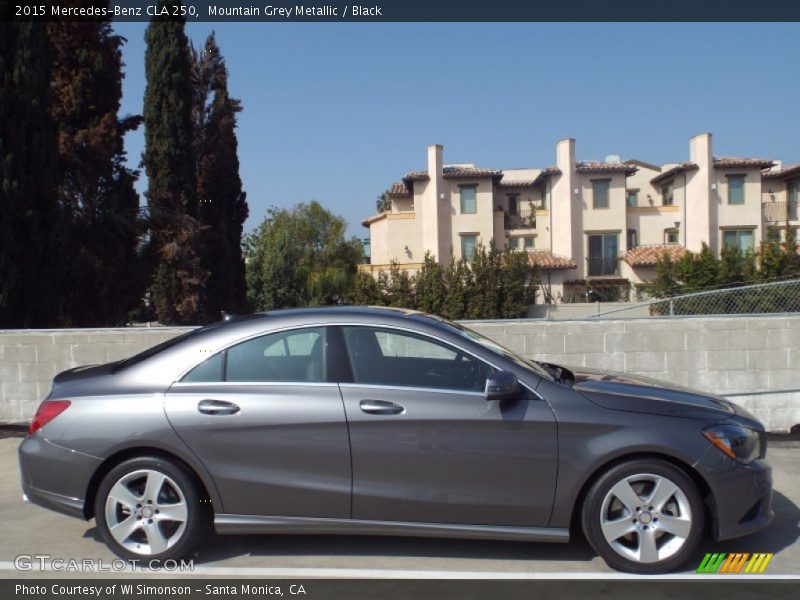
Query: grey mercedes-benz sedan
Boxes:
[{"xmin": 19, "ymin": 307, "xmax": 772, "ymax": 573}]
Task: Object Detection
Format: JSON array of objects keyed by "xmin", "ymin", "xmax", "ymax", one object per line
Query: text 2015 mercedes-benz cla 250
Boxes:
[{"xmin": 19, "ymin": 307, "xmax": 773, "ymax": 573}]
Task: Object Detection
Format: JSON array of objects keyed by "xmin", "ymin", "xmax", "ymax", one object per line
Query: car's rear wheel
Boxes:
[
  {"xmin": 95, "ymin": 456, "xmax": 207, "ymax": 561},
  {"xmin": 582, "ymin": 458, "xmax": 705, "ymax": 573}
]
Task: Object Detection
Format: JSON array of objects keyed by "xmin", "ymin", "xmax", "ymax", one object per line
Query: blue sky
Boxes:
[{"xmin": 112, "ymin": 22, "xmax": 800, "ymax": 239}]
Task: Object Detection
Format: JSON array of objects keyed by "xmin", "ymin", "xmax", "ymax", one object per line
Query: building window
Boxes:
[
  {"xmin": 627, "ymin": 229, "xmax": 638, "ymax": 248},
  {"xmin": 727, "ymin": 175, "xmax": 745, "ymax": 205},
  {"xmin": 539, "ymin": 187, "xmax": 548, "ymax": 209},
  {"xmin": 506, "ymin": 194, "xmax": 518, "ymax": 215},
  {"xmin": 722, "ymin": 229, "xmax": 754, "ymax": 252},
  {"xmin": 592, "ymin": 179, "xmax": 610, "ymax": 209},
  {"xmin": 626, "ymin": 190, "xmax": 638, "ymax": 208},
  {"xmin": 461, "ymin": 234, "xmax": 478, "ymax": 261},
  {"xmin": 523, "ymin": 236, "xmax": 534, "ymax": 249},
  {"xmin": 665, "ymin": 229, "xmax": 679, "ymax": 244},
  {"xmin": 587, "ymin": 233, "xmax": 618, "ymax": 276},
  {"xmin": 788, "ymin": 180, "xmax": 799, "ymax": 220},
  {"xmin": 460, "ymin": 185, "xmax": 477, "ymax": 214},
  {"xmin": 661, "ymin": 183, "xmax": 673, "ymax": 206}
]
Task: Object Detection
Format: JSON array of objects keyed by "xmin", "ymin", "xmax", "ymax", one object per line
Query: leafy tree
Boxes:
[
  {"xmin": 385, "ymin": 261, "xmax": 415, "ymax": 308},
  {"xmin": 676, "ymin": 244, "xmax": 719, "ymax": 292},
  {"xmin": 442, "ymin": 257, "xmax": 471, "ymax": 320},
  {"xmin": 466, "ymin": 244, "xmax": 501, "ymax": 319},
  {"xmin": 192, "ymin": 33, "xmax": 249, "ymax": 320},
  {"xmin": 350, "ymin": 272, "xmax": 383, "ymax": 306},
  {"xmin": 414, "ymin": 252, "xmax": 446, "ymax": 315},
  {"xmin": 375, "ymin": 192, "xmax": 390, "ymax": 213},
  {"xmin": 499, "ymin": 248, "xmax": 538, "ymax": 318},
  {"xmin": 0, "ymin": 22, "xmax": 64, "ymax": 327},
  {"xmin": 47, "ymin": 15, "xmax": 145, "ymax": 326},
  {"xmin": 758, "ymin": 225, "xmax": 789, "ymax": 280},
  {"xmin": 784, "ymin": 225, "xmax": 800, "ymax": 276},
  {"xmin": 143, "ymin": 0, "xmax": 206, "ymax": 324},
  {"xmin": 245, "ymin": 201, "xmax": 361, "ymax": 310}
]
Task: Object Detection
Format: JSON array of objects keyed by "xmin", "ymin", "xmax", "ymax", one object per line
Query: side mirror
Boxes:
[{"xmin": 485, "ymin": 370, "xmax": 524, "ymax": 402}]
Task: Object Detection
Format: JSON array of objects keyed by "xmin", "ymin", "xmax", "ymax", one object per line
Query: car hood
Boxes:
[{"xmin": 572, "ymin": 367, "xmax": 736, "ymax": 420}]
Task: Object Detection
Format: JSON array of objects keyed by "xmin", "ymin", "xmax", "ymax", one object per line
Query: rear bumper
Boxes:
[
  {"xmin": 695, "ymin": 446, "xmax": 774, "ymax": 541},
  {"xmin": 18, "ymin": 433, "xmax": 101, "ymax": 520}
]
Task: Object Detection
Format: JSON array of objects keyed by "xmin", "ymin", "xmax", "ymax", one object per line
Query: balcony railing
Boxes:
[
  {"xmin": 504, "ymin": 208, "xmax": 537, "ymax": 230},
  {"xmin": 763, "ymin": 201, "xmax": 798, "ymax": 222},
  {"xmin": 586, "ymin": 256, "xmax": 620, "ymax": 277}
]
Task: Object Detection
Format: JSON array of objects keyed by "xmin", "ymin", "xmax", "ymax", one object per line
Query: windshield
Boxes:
[{"xmin": 432, "ymin": 317, "xmax": 553, "ymax": 380}]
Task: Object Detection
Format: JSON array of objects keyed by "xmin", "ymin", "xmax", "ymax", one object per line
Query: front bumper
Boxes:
[
  {"xmin": 18, "ymin": 433, "xmax": 102, "ymax": 520},
  {"xmin": 695, "ymin": 445, "xmax": 773, "ymax": 541}
]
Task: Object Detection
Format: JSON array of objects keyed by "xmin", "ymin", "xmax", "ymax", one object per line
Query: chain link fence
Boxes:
[{"xmin": 588, "ymin": 278, "xmax": 800, "ymax": 319}]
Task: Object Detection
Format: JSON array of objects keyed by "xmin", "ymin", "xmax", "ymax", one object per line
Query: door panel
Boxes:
[
  {"xmin": 338, "ymin": 325, "xmax": 558, "ymax": 527},
  {"xmin": 165, "ymin": 383, "xmax": 351, "ymax": 517},
  {"xmin": 339, "ymin": 385, "xmax": 557, "ymax": 526}
]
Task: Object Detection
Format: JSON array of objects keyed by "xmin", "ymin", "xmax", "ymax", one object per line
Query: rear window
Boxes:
[{"xmin": 112, "ymin": 329, "xmax": 201, "ymax": 372}]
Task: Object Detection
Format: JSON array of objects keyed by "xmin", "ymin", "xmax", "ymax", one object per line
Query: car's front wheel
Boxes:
[
  {"xmin": 582, "ymin": 458, "xmax": 705, "ymax": 573},
  {"xmin": 95, "ymin": 456, "xmax": 207, "ymax": 561}
]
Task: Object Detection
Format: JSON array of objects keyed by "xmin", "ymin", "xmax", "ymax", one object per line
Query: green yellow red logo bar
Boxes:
[{"xmin": 696, "ymin": 553, "xmax": 773, "ymax": 574}]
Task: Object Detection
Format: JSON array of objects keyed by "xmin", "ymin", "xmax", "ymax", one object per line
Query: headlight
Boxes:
[{"xmin": 703, "ymin": 423, "xmax": 762, "ymax": 464}]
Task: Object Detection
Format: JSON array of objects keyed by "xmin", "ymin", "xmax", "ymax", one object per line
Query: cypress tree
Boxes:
[
  {"xmin": 193, "ymin": 33, "xmax": 249, "ymax": 320},
  {"xmin": 47, "ymin": 13, "xmax": 145, "ymax": 326},
  {"xmin": 143, "ymin": 0, "xmax": 206, "ymax": 324},
  {"xmin": 0, "ymin": 22, "xmax": 63, "ymax": 328}
]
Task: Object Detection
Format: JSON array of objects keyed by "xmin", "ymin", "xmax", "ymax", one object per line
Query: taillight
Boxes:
[{"xmin": 28, "ymin": 400, "xmax": 71, "ymax": 435}]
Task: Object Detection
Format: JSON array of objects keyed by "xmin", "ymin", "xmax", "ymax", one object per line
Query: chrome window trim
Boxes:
[{"xmin": 174, "ymin": 321, "xmax": 543, "ymax": 400}]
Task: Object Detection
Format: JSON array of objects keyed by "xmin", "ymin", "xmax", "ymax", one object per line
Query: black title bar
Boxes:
[{"xmin": 6, "ymin": 0, "xmax": 800, "ymax": 22}]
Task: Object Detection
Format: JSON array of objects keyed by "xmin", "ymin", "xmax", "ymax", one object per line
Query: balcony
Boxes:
[
  {"xmin": 586, "ymin": 256, "xmax": 620, "ymax": 277},
  {"xmin": 762, "ymin": 201, "xmax": 797, "ymax": 222},
  {"xmin": 504, "ymin": 208, "xmax": 537, "ymax": 230}
]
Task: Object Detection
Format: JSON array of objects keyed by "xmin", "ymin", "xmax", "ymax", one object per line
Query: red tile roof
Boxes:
[
  {"xmin": 405, "ymin": 166, "xmax": 502, "ymax": 180},
  {"xmin": 650, "ymin": 162, "xmax": 699, "ymax": 184},
  {"xmin": 528, "ymin": 250, "xmax": 577, "ymax": 270},
  {"xmin": 361, "ymin": 212, "xmax": 387, "ymax": 227},
  {"xmin": 623, "ymin": 244, "xmax": 687, "ymax": 267},
  {"xmin": 387, "ymin": 182, "xmax": 411, "ymax": 195},
  {"xmin": 576, "ymin": 161, "xmax": 637, "ymax": 174},
  {"xmin": 497, "ymin": 179, "xmax": 535, "ymax": 188},
  {"xmin": 762, "ymin": 163, "xmax": 800, "ymax": 180},
  {"xmin": 714, "ymin": 157, "xmax": 774, "ymax": 169}
]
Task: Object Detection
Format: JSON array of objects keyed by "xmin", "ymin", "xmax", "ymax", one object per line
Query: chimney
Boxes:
[
  {"xmin": 551, "ymin": 138, "xmax": 579, "ymax": 267},
  {"xmin": 686, "ymin": 133, "xmax": 713, "ymax": 252},
  {"xmin": 422, "ymin": 144, "xmax": 448, "ymax": 263},
  {"xmin": 428, "ymin": 144, "xmax": 443, "ymax": 182}
]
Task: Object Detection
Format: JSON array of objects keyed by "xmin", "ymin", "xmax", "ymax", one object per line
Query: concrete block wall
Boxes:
[
  {"xmin": 0, "ymin": 316, "xmax": 798, "ymax": 432},
  {"xmin": 467, "ymin": 315, "xmax": 800, "ymax": 433},
  {"xmin": 0, "ymin": 328, "xmax": 188, "ymax": 423}
]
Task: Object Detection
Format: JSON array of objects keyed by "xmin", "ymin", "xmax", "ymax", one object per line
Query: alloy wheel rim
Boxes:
[
  {"xmin": 599, "ymin": 473, "xmax": 692, "ymax": 564},
  {"xmin": 104, "ymin": 469, "xmax": 188, "ymax": 556}
]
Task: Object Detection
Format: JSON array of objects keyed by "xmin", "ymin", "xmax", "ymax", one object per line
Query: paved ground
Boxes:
[{"xmin": 1, "ymin": 436, "xmax": 798, "ymax": 579}]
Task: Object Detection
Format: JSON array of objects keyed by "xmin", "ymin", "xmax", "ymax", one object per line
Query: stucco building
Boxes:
[{"xmin": 360, "ymin": 133, "xmax": 799, "ymax": 302}]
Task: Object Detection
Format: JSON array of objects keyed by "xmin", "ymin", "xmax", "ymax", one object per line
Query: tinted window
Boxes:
[
  {"xmin": 343, "ymin": 326, "xmax": 492, "ymax": 392},
  {"xmin": 226, "ymin": 327, "xmax": 326, "ymax": 383},
  {"xmin": 181, "ymin": 352, "xmax": 224, "ymax": 382}
]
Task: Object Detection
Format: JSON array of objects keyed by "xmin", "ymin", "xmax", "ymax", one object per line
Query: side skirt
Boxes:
[{"xmin": 214, "ymin": 514, "xmax": 570, "ymax": 543}]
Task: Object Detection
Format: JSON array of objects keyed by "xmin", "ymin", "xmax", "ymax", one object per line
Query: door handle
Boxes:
[
  {"xmin": 197, "ymin": 399, "xmax": 240, "ymax": 415},
  {"xmin": 359, "ymin": 399, "xmax": 404, "ymax": 415}
]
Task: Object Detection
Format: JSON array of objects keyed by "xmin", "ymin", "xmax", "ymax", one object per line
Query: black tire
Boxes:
[
  {"xmin": 581, "ymin": 458, "xmax": 705, "ymax": 574},
  {"xmin": 95, "ymin": 456, "xmax": 208, "ymax": 561}
]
